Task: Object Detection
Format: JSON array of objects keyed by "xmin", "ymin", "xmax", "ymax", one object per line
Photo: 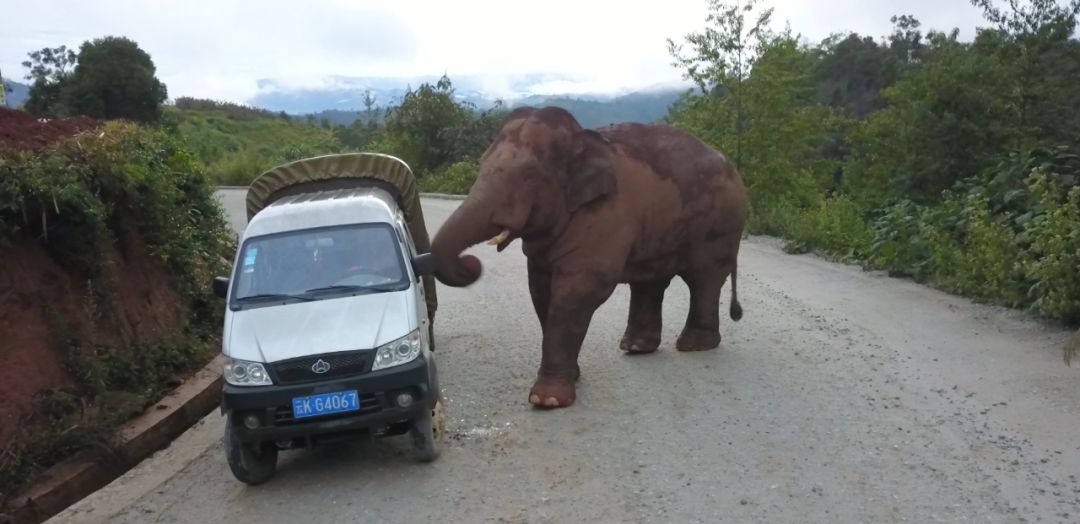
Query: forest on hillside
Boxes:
[{"xmin": 663, "ymin": 0, "xmax": 1080, "ymax": 324}]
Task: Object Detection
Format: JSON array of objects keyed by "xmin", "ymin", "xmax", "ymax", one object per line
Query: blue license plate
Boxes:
[{"xmin": 292, "ymin": 390, "xmax": 360, "ymax": 419}]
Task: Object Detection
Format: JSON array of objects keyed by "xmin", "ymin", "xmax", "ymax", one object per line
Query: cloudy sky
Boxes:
[{"xmin": 2, "ymin": 0, "xmax": 990, "ymax": 103}]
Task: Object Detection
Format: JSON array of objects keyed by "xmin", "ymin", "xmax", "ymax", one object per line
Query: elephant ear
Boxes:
[{"xmin": 565, "ymin": 129, "xmax": 617, "ymax": 212}]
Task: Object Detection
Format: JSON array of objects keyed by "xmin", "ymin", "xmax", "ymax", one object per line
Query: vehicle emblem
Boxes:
[{"xmin": 311, "ymin": 359, "xmax": 331, "ymax": 374}]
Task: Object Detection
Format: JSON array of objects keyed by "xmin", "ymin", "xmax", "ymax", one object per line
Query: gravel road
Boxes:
[{"xmin": 51, "ymin": 189, "xmax": 1079, "ymax": 523}]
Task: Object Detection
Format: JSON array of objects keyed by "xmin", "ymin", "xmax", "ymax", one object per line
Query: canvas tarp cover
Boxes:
[{"xmin": 246, "ymin": 153, "xmax": 437, "ymax": 318}]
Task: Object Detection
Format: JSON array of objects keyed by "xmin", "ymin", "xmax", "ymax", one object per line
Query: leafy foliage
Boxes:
[
  {"xmin": 164, "ymin": 103, "xmax": 342, "ymax": 185},
  {"xmin": 20, "ymin": 45, "xmax": 77, "ymax": 84},
  {"xmin": 669, "ymin": 0, "xmax": 1080, "ymax": 325},
  {"xmin": 20, "ymin": 45, "xmax": 77, "ymax": 117},
  {"xmin": 22, "ymin": 37, "xmax": 168, "ymax": 123},
  {"xmin": 174, "ymin": 97, "xmax": 279, "ymax": 120},
  {"xmin": 667, "ymin": 0, "xmax": 777, "ymax": 170},
  {"xmin": 379, "ymin": 75, "xmax": 480, "ymax": 176},
  {"xmin": 0, "ymin": 121, "xmax": 234, "ymax": 500},
  {"xmin": 419, "ymin": 160, "xmax": 480, "ymax": 194},
  {"xmin": 61, "ymin": 36, "xmax": 168, "ymax": 123},
  {"xmin": 843, "ymin": 30, "xmax": 1019, "ymax": 203}
]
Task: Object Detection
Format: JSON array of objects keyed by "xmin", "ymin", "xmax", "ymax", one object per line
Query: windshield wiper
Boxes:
[
  {"xmin": 305, "ymin": 283, "xmax": 407, "ymax": 294},
  {"xmin": 235, "ymin": 293, "xmax": 315, "ymax": 303}
]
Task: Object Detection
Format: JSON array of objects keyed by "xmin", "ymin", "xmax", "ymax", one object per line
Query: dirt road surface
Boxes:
[{"xmin": 51, "ymin": 189, "xmax": 1079, "ymax": 523}]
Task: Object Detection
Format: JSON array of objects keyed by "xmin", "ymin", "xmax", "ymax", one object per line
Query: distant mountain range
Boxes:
[
  {"xmin": 2, "ymin": 80, "xmax": 30, "ymax": 108},
  {"xmin": 4, "ymin": 73, "xmax": 693, "ymax": 129},
  {"xmin": 253, "ymin": 74, "xmax": 691, "ymax": 129},
  {"xmin": 300, "ymin": 89, "xmax": 687, "ymax": 129}
]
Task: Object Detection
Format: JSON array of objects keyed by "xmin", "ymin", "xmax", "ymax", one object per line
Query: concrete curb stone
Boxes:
[{"xmin": 2, "ymin": 356, "xmax": 225, "ymax": 524}]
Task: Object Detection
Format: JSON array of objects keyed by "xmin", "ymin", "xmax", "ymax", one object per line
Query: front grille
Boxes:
[
  {"xmin": 273, "ymin": 394, "xmax": 381, "ymax": 425},
  {"xmin": 272, "ymin": 351, "xmax": 368, "ymax": 385}
]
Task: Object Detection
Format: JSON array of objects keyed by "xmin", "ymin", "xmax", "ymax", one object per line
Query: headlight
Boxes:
[
  {"xmin": 224, "ymin": 357, "xmax": 272, "ymax": 386},
  {"xmin": 372, "ymin": 330, "xmax": 422, "ymax": 371}
]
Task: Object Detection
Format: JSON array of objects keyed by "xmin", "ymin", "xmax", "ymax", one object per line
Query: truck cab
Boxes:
[{"xmin": 212, "ymin": 154, "xmax": 442, "ymax": 484}]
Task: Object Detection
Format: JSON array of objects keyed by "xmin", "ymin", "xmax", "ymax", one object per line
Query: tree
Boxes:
[
  {"xmin": 61, "ymin": 36, "xmax": 168, "ymax": 123},
  {"xmin": 442, "ymin": 100, "xmax": 510, "ymax": 162},
  {"xmin": 361, "ymin": 90, "xmax": 378, "ymax": 124},
  {"xmin": 667, "ymin": 0, "xmax": 777, "ymax": 169},
  {"xmin": 970, "ymin": 0, "xmax": 1080, "ymax": 38},
  {"xmin": 335, "ymin": 91, "xmax": 385, "ymax": 151},
  {"xmin": 668, "ymin": 23, "xmax": 846, "ymax": 229},
  {"xmin": 22, "ymin": 45, "xmax": 77, "ymax": 83},
  {"xmin": 888, "ymin": 15, "xmax": 926, "ymax": 65},
  {"xmin": 843, "ymin": 32, "xmax": 1018, "ymax": 204},
  {"xmin": 381, "ymin": 75, "xmax": 471, "ymax": 174},
  {"xmin": 812, "ymin": 33, "xmax": 900, "ymax": 119},
  {"xmin": 969, "ymin": 0, "xmax": 1080, "ymax": 147},
  {"xmin": 21, "ymin": 45, "xmax": 78, "ymax": 117}
]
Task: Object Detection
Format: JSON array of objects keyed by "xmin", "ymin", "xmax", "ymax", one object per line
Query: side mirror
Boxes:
[
  {"xmin": 411, "ymin": 253, "xmax": 437, "ymax": 277},
  {"xmin": 213, "ymin": 276, "xmax": 230, "ymax": 299}
]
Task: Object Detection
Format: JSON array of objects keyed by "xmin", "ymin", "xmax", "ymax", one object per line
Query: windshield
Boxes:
[{"xmin": 230, "ymin": 223, "xmax": 408, "ymax": 308}]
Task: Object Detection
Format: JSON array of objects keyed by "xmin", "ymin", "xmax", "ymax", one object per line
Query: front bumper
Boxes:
[{"xmin": 222, "ymin": 355, "xmax": 435, "ymax": 444}]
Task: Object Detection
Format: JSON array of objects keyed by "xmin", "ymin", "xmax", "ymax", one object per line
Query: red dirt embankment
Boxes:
[
  {"xmin": 0, "ymin": 109, "xmax": 183, "ymax": 449},
  {"xmin": 0, "ymin": 229, "xmax": 186, "ymax": 446},
  {"xmin": 0, "ymin": 107, "xmax": 102, "ymax": 154}
]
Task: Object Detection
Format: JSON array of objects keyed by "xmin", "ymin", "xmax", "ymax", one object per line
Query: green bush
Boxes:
[
  {"xmin": 746, "ymin": 198, "xmax": 800, "ymax": 238},
  {"xmin": 783, "ymin": 194, "xmax": 874, "ymax": 260},
  {"xmin": 928, "ymin": 195, "xmax": 1026, "ymax": 305},
  {"xmin": 1021, "ymin": 174, "xmax": 1080, "ymax": 322},
  {"xmin": 867, "ymin": 199, "xmax": 945, "ymax": 280},
  {"xmin": 420, "ymin": 160, "xmax": 479, "ymax": 195},
  {"xmin": 214, "ymin": 152, "xmax": 270, "ymax": 186},
  {"xmin": 861, "ymin": 161, "xmax": 1080, "ymax": 320}
]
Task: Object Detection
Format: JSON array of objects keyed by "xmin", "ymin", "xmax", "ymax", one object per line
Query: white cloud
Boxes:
[{"xmin": 0, "ymin": 0, "xmax": 990, "ymax": 105}]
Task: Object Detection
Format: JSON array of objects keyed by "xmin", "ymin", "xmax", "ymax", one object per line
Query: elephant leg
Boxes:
[
  {"xmin": 676, "ymin": 266, "xmax": 731, "ymax": 352},
  {"xmin": 527, "ymin": 259, "xmax": 552, "ymax": 331},
  {"xmin": 529, "ymin": 272, "xmax": 617, "ymax": 408},
  {"xmin": 619, "ymin": 277, "xmax": 672, "ymax": 354}
]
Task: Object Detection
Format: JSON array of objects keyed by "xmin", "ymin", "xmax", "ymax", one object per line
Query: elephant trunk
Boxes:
[{"xmin": 430, "ymin": 198, "xmax": 504, "ymax": 288}]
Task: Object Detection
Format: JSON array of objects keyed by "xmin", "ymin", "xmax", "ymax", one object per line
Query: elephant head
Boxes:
[{"xmin": 430, "ymin": 106, "xmax": 617, "ymax": 287}]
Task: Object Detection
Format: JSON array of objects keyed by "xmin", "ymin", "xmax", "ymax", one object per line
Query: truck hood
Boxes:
[{"xmin": 224, "ymin": 291, "xmax": 414, "ymax": 363}]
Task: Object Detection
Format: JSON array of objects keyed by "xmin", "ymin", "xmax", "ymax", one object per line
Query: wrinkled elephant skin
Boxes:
[{"xmin": 429, "ymin": 106, "xmax": 748, "ymax": 409}]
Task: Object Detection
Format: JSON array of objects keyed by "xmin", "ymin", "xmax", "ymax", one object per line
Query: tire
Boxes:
[
  {"xmin": 224, "ymin": 417, "xmax": 278, "ymax": 485},
  {"xmin": 408, "ymin": 400, "xmax": 445, "ymax": 462}
]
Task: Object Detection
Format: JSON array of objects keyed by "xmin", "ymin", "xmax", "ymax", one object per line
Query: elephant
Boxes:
[{"xmin": 429, "ymin": 106, "xmax": 747, "ymax": 409}]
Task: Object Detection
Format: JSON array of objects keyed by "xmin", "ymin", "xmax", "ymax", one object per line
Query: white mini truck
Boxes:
[{"xmin": 212, "ymin": 153, "xmax": 442, "ymax": 484}]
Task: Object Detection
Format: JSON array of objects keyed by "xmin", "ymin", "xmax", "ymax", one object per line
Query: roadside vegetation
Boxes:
[
  {"xmin": 165, "ymin": 98, "xmax": 343, "ymax": 186},
  {"xmin": 665, "ymin": 0, "xmax": 1080, "ymax": 324},
  {"xmin": 1, "ymin": 38, "xmax": 234, "ymax": 502},
  {"xmin": 0, "ymin": 115, "xmax": 235, "ymax": 501},
  {"xmin": 150, "ymin": 77, "xmax": 501, "ymax": 192}
]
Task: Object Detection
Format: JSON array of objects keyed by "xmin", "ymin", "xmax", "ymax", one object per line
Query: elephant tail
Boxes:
[{"xmin": 729, "ymin": 263, "xmax": 743, "ymax": 321}]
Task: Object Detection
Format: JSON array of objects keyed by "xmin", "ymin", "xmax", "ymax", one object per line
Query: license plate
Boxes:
[{"xmin": 292, "ymin": 390, "xmax": 360, "ymax": 419}]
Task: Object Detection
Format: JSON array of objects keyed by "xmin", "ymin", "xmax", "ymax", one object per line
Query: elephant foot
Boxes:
[
  {"xmin": 528, "ymin": 377, "xmax": 576, "ymax": 409},
  {"xmin": 676, "ymin": 329, "xmax": 721, "ymax": 352},
  {"xmin": 619, "ymin": 334, "xmax": 660, "ymax": 354}
]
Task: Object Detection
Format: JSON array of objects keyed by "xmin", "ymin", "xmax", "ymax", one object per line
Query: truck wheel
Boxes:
[
  {"xmin": 225, "ymin": 418, "xmax": 278, "ymax": 485},
  {"xmin": 408, "ymin": 400, "xmax": 444, "ymax": 462}
]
